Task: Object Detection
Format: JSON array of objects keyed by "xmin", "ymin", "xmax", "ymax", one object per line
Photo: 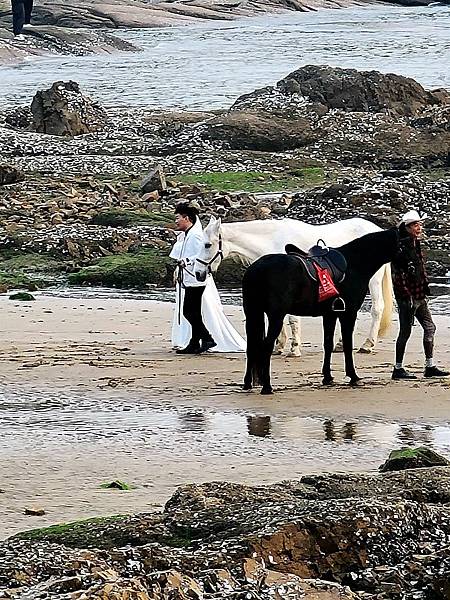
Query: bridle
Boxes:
[{"xmin": 196, "ymin": 233, "xmax": 224, "ymax": 273}]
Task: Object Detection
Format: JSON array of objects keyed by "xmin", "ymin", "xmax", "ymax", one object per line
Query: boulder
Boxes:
[
  {"xmin": 233, "ymin": 65, "xmax": 449, "ymax": 117},
  {"xmin": 140, "ymin": 166, "xmax": 167, "ymax": 194},
  {"xmin": 31, "ymin": 80, "xmax": 107, "ymax": 136},
  {"xmin": 0, "ymin": 164, "xmax": 24, "ymax": 185},
  {"xmin": 379, "ymin": 447, "xmax": 450, "ymax": 472},
  {"xmin": 203, "ymin": 110, "xmax": 316, "ymax": 151}
]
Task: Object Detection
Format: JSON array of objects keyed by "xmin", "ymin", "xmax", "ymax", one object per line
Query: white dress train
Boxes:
[{"xmin": 171, "ymin": 277, "xmax": 246, "ymax": 353}]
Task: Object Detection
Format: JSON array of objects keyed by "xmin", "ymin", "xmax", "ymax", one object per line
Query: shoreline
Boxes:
[
  {"xmin": 0, "ymin": 0, "xmax": 443, "ymax": 66},
  {"xmin": 0, "ymin": 295, "xmax": 449, "ymax": 539}
]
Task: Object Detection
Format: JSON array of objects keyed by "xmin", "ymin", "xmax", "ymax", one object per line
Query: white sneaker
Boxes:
[
  {"xmin": 23, "ymin": 23, "xmax": 36, "ymax": 27},
  {"xmin": 15, "ymin": 34, "xmax": 26, "ymax": 40}
]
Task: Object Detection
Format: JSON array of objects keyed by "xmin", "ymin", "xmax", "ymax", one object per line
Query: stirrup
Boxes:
[{"xmin": 332, "ymin": 297, "xmax": 346, "ymax": 312}]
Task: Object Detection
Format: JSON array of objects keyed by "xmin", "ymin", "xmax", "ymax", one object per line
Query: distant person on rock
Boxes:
[
  {"xmin": 170, "ymin": 202, "xmax": 245, "ymax": 355},
  {"xmin": 391, "ymin": 209, "xmax": 449, "ymax": 380},
  {"xmin": 11, "ymin": 0, "xmax": 33, "ymax": 37}
]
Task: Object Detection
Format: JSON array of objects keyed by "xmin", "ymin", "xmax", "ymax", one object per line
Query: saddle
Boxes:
[{"xmin": 286, "ymin": 239, "xmax": 347, "ymax": 311}]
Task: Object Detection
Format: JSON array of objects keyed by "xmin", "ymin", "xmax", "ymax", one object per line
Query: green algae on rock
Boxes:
[{"xmin": 68, "ymin": 249, "xmax": 174, "ymax": 288}]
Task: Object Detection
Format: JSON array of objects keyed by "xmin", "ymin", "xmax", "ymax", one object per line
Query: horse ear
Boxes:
[
  {"xmin": 208, "ymin": 215, "xmax": 216, "ymax": 227},
  {"xmin": 215, "ymin": 217, "xmax": 222, "ymax": 229}
]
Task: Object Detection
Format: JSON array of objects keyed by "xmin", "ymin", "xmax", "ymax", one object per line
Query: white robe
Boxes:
[{"xmin": 170, "ymin": 220, "xmax": 246, "ymax": 352}]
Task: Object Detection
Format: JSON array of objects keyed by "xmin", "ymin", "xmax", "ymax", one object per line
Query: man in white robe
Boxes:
[
  {"xmin": 170, "ymin": 203, "xmax": 246, "ymax": 354},
  {"xmin": 170, "ymin": 202, "xmax": 216, "ymax": 354}
]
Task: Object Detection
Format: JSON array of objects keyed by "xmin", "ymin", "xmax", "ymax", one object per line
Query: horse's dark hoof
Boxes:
[
  {"xmin": 261, "ymin": 387, "xmax": 273, "ymax": 395},
  {"xmin": 322, "ymin": 377, "xmax": 334, "ymax": 386},
  {"xmin": 243, "ymin": 382, "xmax": 252, "ymax": 391},
  {"xmin": 350, "ymin": 377, "xmax": 363, "ymax": 387}
]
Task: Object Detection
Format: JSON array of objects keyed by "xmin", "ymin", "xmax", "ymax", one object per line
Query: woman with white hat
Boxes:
[{"xmin": 391, "ymin": 209, "xmax": 449, "ymax": 380}]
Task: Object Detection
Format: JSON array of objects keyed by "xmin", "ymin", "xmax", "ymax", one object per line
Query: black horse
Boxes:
[{"xmin": 243, "ymin": 228, "xmax": 399, "ymax": 394}]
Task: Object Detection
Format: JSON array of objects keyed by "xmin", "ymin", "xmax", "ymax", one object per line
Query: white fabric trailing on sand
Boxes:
[
  {"xmin": 170, "ymin": 219, "xmax": 246, "ymax": 352},
  {"xmin": 171, "ymin": 278, "xmax": 246, "ymax": 352}
]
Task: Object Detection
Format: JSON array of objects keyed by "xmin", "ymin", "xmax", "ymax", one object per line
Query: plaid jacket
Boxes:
[{"xmin": 391, "ymin": 226, "xmax": 430, "ymax": 301}]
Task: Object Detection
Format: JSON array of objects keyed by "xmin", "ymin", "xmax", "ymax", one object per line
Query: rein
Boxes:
[{"xmin": 196, "ymin": 233, "xmax": 224, "ymax": 273}]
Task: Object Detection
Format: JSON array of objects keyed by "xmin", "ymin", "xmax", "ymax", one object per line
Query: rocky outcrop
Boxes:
[
  {"xmin": 0, "ymin": 25, "xmax": 137, "ymax": 65},
  {"xmin": 202, "ymin": 110, "xmax": 317, "ymax": 151},
  {"xmin": 2, "ymin": 469, "xmax": 450, "ymax": 598},
  {"xmin": 0, "ymin": 0, "xmax": 445, "ymax": 31},
  {"xmin": 31, "ymin": 81, "xmax": 108, "ymax": 136},
  {"xmin": 233, "ymin": 65, "xmax": 449, "ymax": 116}
]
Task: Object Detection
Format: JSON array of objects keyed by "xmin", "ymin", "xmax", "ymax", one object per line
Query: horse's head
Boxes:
[{"xmin": 195, "ymin": 216, "xmax": 224, "ymax": 282}]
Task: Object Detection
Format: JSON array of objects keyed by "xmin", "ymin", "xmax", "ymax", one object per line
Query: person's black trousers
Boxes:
[
  {"xmin": 183, "ymin": 286, "xmax": 214, "ymax": 347},
  {"xmin": 11, "ymin": 0, "xmax": 33, "ymax": 35}
]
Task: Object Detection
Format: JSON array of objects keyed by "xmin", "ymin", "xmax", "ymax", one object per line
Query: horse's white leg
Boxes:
[
  {"xmin": 358, "ymin": 267, "xmax": 384, "ymax": 353},
  {"xmin": 288, "ymin": 315, "xmax": 302, "ymax": 357},
  {"xmin": 274, "ymin": 318, "xmax": 289, "ymax": 355}
]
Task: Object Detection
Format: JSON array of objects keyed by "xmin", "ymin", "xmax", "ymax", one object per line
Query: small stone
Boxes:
[{"xmin": 24, "ymin": 506, "xmax": 46, "ymax": 516}]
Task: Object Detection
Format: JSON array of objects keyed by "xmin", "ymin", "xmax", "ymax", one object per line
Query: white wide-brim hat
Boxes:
[{"xmin": 401, "ymin": 209, "xmax": 427, "ymax": 226}]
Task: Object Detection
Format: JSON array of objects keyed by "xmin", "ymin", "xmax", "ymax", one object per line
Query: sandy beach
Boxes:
[{"xmin": 0, "ymin": 293, "xmax": 449, "ymax": 539}]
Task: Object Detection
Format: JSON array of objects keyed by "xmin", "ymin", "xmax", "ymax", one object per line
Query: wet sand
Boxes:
[{"xmin": 0, "ymin": 294, "xmax": 449, "ymax": 539}]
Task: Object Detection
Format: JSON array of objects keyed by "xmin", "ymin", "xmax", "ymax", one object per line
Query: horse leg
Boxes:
[
  {"xmin": 288, "ymin": 315, "xmax": 302, "ymax": 357},
  {"xmin": 322, "ymin": 313, "xmax": 337, "ymax": 385},
  {"xmin": 243, "ymin": 304, "xmax": 265, "ymax": 391},
  {"xmin": 261, "ymin": 314, "xmax": 285, "ymax": 395},
  {"xmin": 340, "ymin": 313, "xmax": 361, "ymax": 385},
  {"xmin": 359, "ymin": 268, "xmax": 384, "ymax": 353},
  {"xmin": 274, "ymin": 318, "xmax": 288, "ymax": 355}
]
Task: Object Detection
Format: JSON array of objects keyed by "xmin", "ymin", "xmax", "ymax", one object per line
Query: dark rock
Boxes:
[
  {"xmin": 24, "ymin": 507, "xmax": 46, "ymax": 516},
  {"xmin": 379, "ymin": 447, "xmax": 450, "ymax": 472},
  {"xmin": 140, "ymin": 165, "xmax": 167, "ymax": 194},
  {"xmin": 234, "ymin": 65, "xmax": 449, "ymax": 117},
  {"xmin": 9, "ymin": 292, "xmax": 36, "ymax": 301},
  {"xmin": 0, "ymin": 163, "xmax": 25, "ymax": 185},
  {"xmin": 31, "ymin": 81, "xmax": 107, "ymax": 136},
  {"xmin": 203, "ymin": 110, "xmax": 316, "ymax": 151},
  {"xmin": 4, "ymin": 106, "xmax": 33, "ymax": 130}
]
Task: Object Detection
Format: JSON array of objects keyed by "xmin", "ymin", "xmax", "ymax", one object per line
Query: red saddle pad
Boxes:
[{"xmin": 314, "ymin": 263, "xmax": 339, "ymax": 302}]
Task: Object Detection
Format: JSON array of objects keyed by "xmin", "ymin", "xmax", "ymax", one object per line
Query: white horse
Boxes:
[{"xmin": 194, "ymin": 217, "xmax": 393, "ymax": 355}]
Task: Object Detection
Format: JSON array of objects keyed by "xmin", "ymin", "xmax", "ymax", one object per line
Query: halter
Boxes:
[{"xmin": 196, "ymin": 233, "xmax": 224, "ymax": 273}]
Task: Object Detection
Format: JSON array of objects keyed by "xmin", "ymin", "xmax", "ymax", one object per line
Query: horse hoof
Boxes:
[
  {"xmin": 272, "ymin": 350, "xmax": 282, "ymax": 356},
  {"xmin": 243, "ymin": 383, "xmax": 252, "ymax": 391},
  {"xmin": 357, "ymin": 347, "xmax": 372, "ymax": 354},
  {"xmin": 322, "ymin": 377, "xmax": 334, "ymax": 386},
  {"xmin": 287, "ymin": 350, "xmax": 302, "ymax": 358},
  {"xmin": 333, "ymin": 343, "xmax": 344, "ymax": 353},
  {"xmin": 261, "ymin": 387, "xmax": 273, "ymax": 395},
  {"xmin": 350, "ymin": 378, "xmax": 363, "ymax": 387}
]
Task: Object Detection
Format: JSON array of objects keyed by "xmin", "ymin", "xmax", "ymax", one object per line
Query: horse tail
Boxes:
[
  {"xmin": 378, "ymin": 263, "xmax": 393, "ymax": 337},
  {"xmin": 243, "ymin": 280, "xmax": 266, "ymax": 387}
]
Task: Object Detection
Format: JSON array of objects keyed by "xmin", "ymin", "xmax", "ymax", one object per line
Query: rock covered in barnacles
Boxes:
[
  {"xmin": 3, "ymin": 469, "xmax": 450, "ymax": 598},
  {"xmin": 31, "ymin": 80, "xmax": 107, "ymax": 136},
  {"xmin": 232, "ymin": 65, "xmax": 450, "ymax": 117}
]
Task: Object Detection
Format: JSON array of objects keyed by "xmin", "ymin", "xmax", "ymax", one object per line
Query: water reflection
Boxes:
[
  {"xmin": 1, "ymin": 385, "xmax": 450, "ymax": 468},
  {"xmin": 398, "ymin": 424, "xmax": 433, "ymax": 445},
  {"xmin": 247, "ymin": 415, "xmax": 271, "ymax": 437},
  {"xmin": 323, "ymin": 420, "xmax": 357, "ymax": 442}
]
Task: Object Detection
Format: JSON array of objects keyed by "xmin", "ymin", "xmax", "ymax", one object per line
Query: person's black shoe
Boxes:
[
  {"xmin": 392, "ymin": 367, "xmax": 417, "ymax": 380},
  {"xmin": 176, "ymin": 343, "xmax": 200, "ymax": 354},
  {"xmin": 197, "ymin": 339, "xmax": 217, "ymax": 353},
  {"xmin": 424, "ymin": 366, "xmax": 450, "ymax": 378}
]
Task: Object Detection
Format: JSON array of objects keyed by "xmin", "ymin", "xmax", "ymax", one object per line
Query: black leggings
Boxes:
[
  {"xmin": 11, "ymin": 0, "xmax": 33, "ymax": 34},
  {"xmin": 183, "ymin": 286, "xmax": 214, "ymax": 346},
  {"xmin": 396, "ymin": 298, "xmax": 436, "ymax": 364}
]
